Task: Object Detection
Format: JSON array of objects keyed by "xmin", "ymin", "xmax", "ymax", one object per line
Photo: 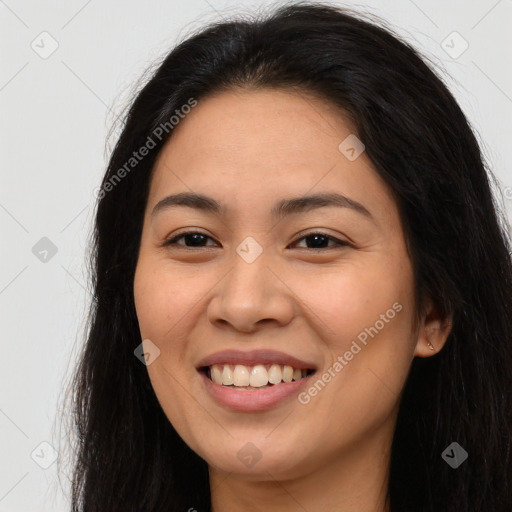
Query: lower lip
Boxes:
[{"xmin": 199, "ymin": 370, "xmax": 314, "ymax": 412}]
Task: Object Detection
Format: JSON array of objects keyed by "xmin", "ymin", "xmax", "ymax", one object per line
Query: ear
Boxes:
[{"xmin": 414, "ymin": 297, "xmax": 453, "ymax": 358}]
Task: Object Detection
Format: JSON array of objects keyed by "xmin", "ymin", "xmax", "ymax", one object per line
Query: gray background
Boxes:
[{"xmin": 1, "ymin": 0, "xmax": 511, "ymax": 510}]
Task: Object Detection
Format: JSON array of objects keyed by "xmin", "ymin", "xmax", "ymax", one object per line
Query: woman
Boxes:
[{"xmin": 65, "ymin": 2, "xmax": 512, "ymax": 510}]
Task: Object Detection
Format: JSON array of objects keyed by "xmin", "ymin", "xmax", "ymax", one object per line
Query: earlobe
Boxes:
[{"xmin": 414, "ymin": 299, "xmax": 453, "ymax": 358}]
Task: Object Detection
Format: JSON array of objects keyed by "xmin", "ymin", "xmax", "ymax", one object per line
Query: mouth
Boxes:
[{"xmin": 198, "ymin": 364, "xmax": 317, "ymax": 390}]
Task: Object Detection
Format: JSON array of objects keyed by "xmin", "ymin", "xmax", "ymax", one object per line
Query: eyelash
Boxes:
[{"xmin": 162, "ymin": 231, "xmax": 350, "ymax": 251}]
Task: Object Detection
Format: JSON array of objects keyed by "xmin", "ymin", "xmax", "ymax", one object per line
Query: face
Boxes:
[{"xmin": 133, "ymin": 88, "xmax": 439, "ymax": 481}]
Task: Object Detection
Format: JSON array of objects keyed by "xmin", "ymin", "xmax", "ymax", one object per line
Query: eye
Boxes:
[
  {"xmin": 163, "ymin": 231, "xmax": 350, "ymax": 250},
  {"xmin": 163, "ymin": 231, "xmax": 218, "ymax": 248},
  {"xmin": 289, "ymin": 232, "xmax": 350, "ymax": 250}
]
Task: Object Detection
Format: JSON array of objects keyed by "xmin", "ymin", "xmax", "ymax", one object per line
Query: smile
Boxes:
[
  {"xmin": 202, "ymin": 363, "xmax": 315, "ymax": 389},
  {"xmin": 196, "ymin": 348, "xmax": 318, "ymax": 411}
]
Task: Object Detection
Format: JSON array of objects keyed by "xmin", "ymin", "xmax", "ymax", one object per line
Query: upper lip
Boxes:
[{"xmin": 196, "ymin": 349, "xmax": 318, "ymax": 370}]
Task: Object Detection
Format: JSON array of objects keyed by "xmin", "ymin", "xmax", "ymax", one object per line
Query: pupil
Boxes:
[
  {"xmin": 307, "ymin": 234, "xmax": 328, "ymax": 248},
  {"xmin": 184, "ymin": 234, "xmax": 328, "ymax": 248},
  {"xmin": 187, "ymin": 234, "xmax": 206, "ymax": 246}
]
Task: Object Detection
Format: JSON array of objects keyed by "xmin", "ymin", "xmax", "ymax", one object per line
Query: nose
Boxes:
[{"xmin": 207, "ymin": 250, "xmax": 295, "ymax": 334}]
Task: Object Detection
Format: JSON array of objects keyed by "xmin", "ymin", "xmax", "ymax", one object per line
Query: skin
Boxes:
[{"xmin": 133, "ymin": 88, "xmax": 452, "ymax": 512}]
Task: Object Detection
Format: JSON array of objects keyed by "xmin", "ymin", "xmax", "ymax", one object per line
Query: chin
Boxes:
[{"xmin": 199, "ymin": 438, "xmax": 312, "ymax": 480}]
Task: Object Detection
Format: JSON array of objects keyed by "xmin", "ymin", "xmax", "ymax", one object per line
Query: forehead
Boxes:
[
  {"xmin": 154, "ymin": 88, "xmax": 356, "ymax": 171},
  {"xmin": 147, "ymin": 88, "xmax": 397, "ymax": 227}
]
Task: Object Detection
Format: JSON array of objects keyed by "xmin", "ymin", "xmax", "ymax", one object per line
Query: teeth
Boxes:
[
  {"xmin": 221, "ymin": 365, "xmax": 234, "ymax": 386},
  {"xmin": 282, "ymin": 365, "xmax": 293, "ymax": 382},
  {"xmin": 233, "ymin": 365, "xmax": 250, "ymax": 386},
  {"xmin": 211, "ymin": 364, "xmax": 223, "ymax": 384},
  {"xmin": 208, "ymin": 363, "xmax": 310, "ymax": 387},
  {"xmin": 268, "ymin": 364, "xmax": 282, "ymax": 384},
  {"xmin": 249, "ymin": 365, "xmax": 268, "ymax": 387}
]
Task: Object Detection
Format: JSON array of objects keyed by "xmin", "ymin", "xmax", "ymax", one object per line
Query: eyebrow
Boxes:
[{"xmin": 151, "ymin": 192, "xmax": 375, "ymax": 222}]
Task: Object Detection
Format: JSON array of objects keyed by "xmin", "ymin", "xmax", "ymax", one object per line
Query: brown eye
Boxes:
[
  {"xmin": 163, "ymin": 232, "xmax": 218, "ymax": 248},
  {"xmin": 163, "ymin": 231, "xmax": 350, "ymax": 250},
  {"xmin": 289, "ymin": 232, "xmax": 350, "ymax": 250}
]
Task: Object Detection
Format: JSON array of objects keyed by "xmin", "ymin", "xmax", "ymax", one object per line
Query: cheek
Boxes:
[
  {"xmin": 133, "ymin": 257, "xmax": 203, "ymax": 343},
  {"xmin": 133, "ymin": 258, "xmax": 202, "ymax": 434},
  {"xmin": 300, "ymin": 252, "xmax": 416, "ymax": 408},
  {"xmin": 133, "ymin": 259, "xmax": 192, "ymax": 396},
  {"xmin": 298, "ymin": 254, "xmax": 414, "ymax": 349}
]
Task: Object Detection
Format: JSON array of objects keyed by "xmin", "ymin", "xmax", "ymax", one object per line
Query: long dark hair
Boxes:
[{"xmin": 62, "ymin": 2, "xmax": 512, "ymax": 510}]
